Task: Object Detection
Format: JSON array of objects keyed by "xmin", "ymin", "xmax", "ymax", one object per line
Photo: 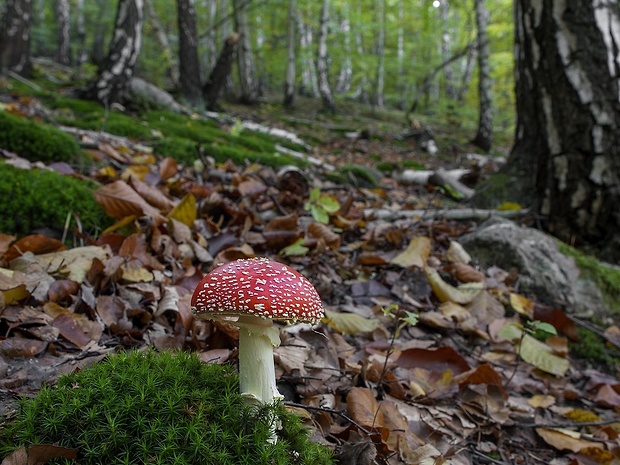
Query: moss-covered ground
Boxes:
[{"xmin": 0, "ymin": 350, "xmax": 333, "ymax": 465}]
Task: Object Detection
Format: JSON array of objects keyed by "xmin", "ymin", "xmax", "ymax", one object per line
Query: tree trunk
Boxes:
[
  {"xmin": 335, "ymin": 0, "xmax": 352, "ymax": 94},
  {"xmin": 177, "ymin": 0, "xmax": 203, "ymax": 107},
  {"xmin": 91, "ymin": 0, "xmax": 108, "ymax": 67},
  {"xmin": 203, "ymin": 0, "xmax": 218, "ymax": 75},
  {"xmin": 233, "ymin": 0, "xmax": 259, "ymax": 103},
  {"xmin": 0, "ymin": 0, "xmax": 33, "ymax": 76},
  {"xmin": 440, "ymin": 0, "xmax": 457, "ymax": 100},
  {"xmin": 471, "ymin": 0, "xmax": 492, "ymax": 151},
  {"xmin": 283, "ymin": 0, "xmax": 296, "ymax": 108},
  {"xmin": 83, "ymin": 0, "xmax": 144, "ymax": 106},
  {"xmin": 506, "ymin": 0, "xmax": 620, "ymax": 259},
  {"xmin": 316, "ymin": 0, "xmax": 335, "ymax": 112},
  {"xmin": 203, "ymin": 32, "xmax": 239, "ymax": 111},
  {"xmin": 75, "ymin": 0, "xmax": 88, "ymax": 67},
  {"xmin": 395, "ymin": 0, "xmax": 406, "ymax": 109},
  {"xmin": 297, "ymin": 15, "xmax": 317, "ymax": 97},
  {"xmin": 145, "ymin": 0, "xmax": 179, "ymax": 87},
  {"xmin": 55, "ymin": 0, "xmax": 70, "ymax": 65},
  {"xmin": 374, "ymin": 0, "xmax": 385, "ymax": 108}
]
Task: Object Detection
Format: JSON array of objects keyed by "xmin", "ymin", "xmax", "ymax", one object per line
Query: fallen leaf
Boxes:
[
  {"xmin": 390, "ymin": 236, "xmax": 431, "ymax": 268},
  {"xmin": 510, "ymin": 293, "xmax": 534, "ymax": 318},
  {"xmin": 424, "ymin": 266, "xmax": 477, "ymax": 304},
  {"xmin": 536, "ymin": 428, "xmax": 603, "ymax": 453},
  {"xmin": 167, "ymin": 193, "xmax": 197, "ymax": 227},
  {"xmin": 347, "ymin": 387, "xmax": 384, "ymax": 428},
  {"xmin": 519, "ymin": 334, "xmax": 569, "ymax": 376},
  {"xmin": 323, "ymin": 309, "xmax": 380, "ymax": 335}
]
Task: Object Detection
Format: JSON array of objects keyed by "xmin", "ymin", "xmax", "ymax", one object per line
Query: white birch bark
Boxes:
[
  {"xmin": 335, "ymin": 0, "xmax": 352, "ymax": 94},
  {"xmin": 297, "ymin": 15, "xmax": 318, "ymax": 97},
  {"xmin": 283, "ymin": 0, "xmax": 296, "ymax": 108},
  {"xmin": 439, "ymin": 0, "xmax": 457, "ymax": 99},
  {"xmin": 316, "ymin": 0, "xmax": 335, "ymax": 112},
  {"xmin": 55, "ymin": 0, "xmax": 70, "ymax": 65},
  {"xmin": 233, "ymin": 0, "xmax": 259, "ymax": 103},
  {"xmin": 472, "ymin": 0, "xmax": 493, "ymax": 151},
  {"xmin": 374, "ymin": 0, "xmax": 385, "ymax": 107}
]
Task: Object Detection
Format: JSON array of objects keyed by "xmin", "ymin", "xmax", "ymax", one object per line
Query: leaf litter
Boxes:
[{"xmin": 0, "ymin": 104, "xmax": 619, "ymax": 465}]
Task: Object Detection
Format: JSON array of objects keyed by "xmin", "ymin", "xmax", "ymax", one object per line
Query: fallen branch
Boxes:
[{"xmin": 364, "ymin": 207, "xmax": 528, "ymax": 222}]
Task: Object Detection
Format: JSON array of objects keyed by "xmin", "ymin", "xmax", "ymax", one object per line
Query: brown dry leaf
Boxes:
[
  {"xmin": 237, "ymin": 179, "xmax": 267, "ymax": 197},
  {"xmin": 3, "ymin": 235, "xmax": 66, "ymax": 262},
  {"xmin": 594, "ymin": 384, "xmax": 620, "ymax": 408},
  {"xmin": 94, "ymin": 180, "xmax": 163, "ymax": 220},
  {"xmin": 445, "ymin": 240, "xmax": 471, "ymax": 264},
  {"xmin": 129, "ymin": 176, "xmax": 176, "ymax": 212},
  {"xmin": 438, "ymin": 301, "xmax": 470, "ymax": 322},
  {"xmin": 528, "ymin": 394, "xmax": 556, "ymax": 408},
  {"xmin": 536, "ymin": 428, "xmax": 604, "ymax": 453},
  {"xmin": 51, "ymin": 313, "xmax": 96, "ymax": 348},
  {"xmin": 121, "ymin": 164, "xmax": 151, "ymax": 181},
  {"xmin": 397, "ymin": 347, "xmax": 471, "ymax": 375},
  {"xmin": 534, "ymin": 305, "xmax": 579, "ymax": 340},
  {"xmin": 400, "ymin": 443, "xmax": 443, "ymax": 465},
  {"xmin": 27, "ymin": 444, "xmax": 78, "ymax": 464},
  {"xmin": 390, "ymin": 236, "xmax": 431, "ymax": 268},
  {"xmin": 466, "ymin": 290, "xmax": 505, "ymax": 327},
  {"xmin": 0, "ymin": 338, "xmax": 48, "ymax": 357},
  {"xmin": 424, "ymin": 266, "xmax": 477, "ymax": 304},
  {"xmin": 347, "ymin": 387, "xmax": 384, "ymax": 428},
  {"xmin": 451, "ymin": 262, "xmax": 485, "ymax": 283},
  {"xmin": 159, "ymin": 156, "xmax": 178, "ymax": 180},
  {"xmin": 308, "ymin": 222, "xmax": 341, "ymax": 249},
  {"xmin": 0, "ymin": 232, "xmax": 15, "ymax": 256}
]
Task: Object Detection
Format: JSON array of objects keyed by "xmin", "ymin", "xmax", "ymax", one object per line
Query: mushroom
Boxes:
[{"xmin": 190, "ymin": 257, "xmax": 324, "ymax": 408}]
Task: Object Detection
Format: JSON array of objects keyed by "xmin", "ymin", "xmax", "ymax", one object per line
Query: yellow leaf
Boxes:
[
  {"xmin": 167, "ymin": 193, "xmax": 196, "ymax": 227},
  {"xmin": 424, "ymin": 266, "xmax": 477, "ymax": 304},
  {"xmin": 390, "ymin": 236, "xmax": 431, "ymax": 268},
  {"xmin": 519, "ymin": 334, "xmax": 569, "ymax": 376},
  {"xmin": 121, "ymin": 165, "xmax": 151, "ymax": 181},
  {"xmin": 323, "ymin": 309, "xmax": 380, "ymax": 335},
  {"xmin": 497, "ymin": 201, "xmax": 523, "ymax": 211},
  {"xmin": 121, "ymin": 266, "xmax": 154, "ymax": 283},
  {"xmin": 510, "ymin": 293, "xmax": 534, "ymax": 317},
  {"xmin": 2, "ymin": 284, "xmax": 29, "ymax": 305}
]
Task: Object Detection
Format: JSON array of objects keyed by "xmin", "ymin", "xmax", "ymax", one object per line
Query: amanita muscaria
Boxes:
[{"xmin": 191, "ymin": 257, "xmax": 324, "ymax": 407}]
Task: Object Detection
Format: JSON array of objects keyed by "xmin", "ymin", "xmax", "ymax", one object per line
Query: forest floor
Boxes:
[{"xmin": 0, "ymin": 73, "xmax": 619, "ymax": 465}]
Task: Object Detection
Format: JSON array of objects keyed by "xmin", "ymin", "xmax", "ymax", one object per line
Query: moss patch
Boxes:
[
  {"xmin": 0, "ymin": 350, "xmax": 333, "ymax": 465},
  {"xmin": 0, "ymin": 162, "xmax": 110, "ymax": 237},
  {"xmin": 558, "ymin": 242, "xmax": 620, "ymax": 315},
  {"xmin": 0, "ymin": 111, "xmax": 84, "ymax": 164}
]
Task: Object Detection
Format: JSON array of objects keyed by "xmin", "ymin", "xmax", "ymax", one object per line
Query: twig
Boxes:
[
  {"xmin": 364, "ymin": 207, "xmax": 529, "ymax": 222},
  {"xmin": 519, "ymin": 416, "xmax": 620, "ymax": 429},
  {"xmin": 283, "ymin": 401, "xmax": 374, "ymax": 436}
]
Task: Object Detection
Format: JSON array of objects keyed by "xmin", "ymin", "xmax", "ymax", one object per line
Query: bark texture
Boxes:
[
  {"xmin": 84, "ymin": 0, "xmax": 144, "ymax": 106},
  {"xmin": 316, "ymin": 0, "xmax": 335, "ymax": 112},
  {"xmin": 508, "ymin": 0, "xmax": 620, "ymax": 258},
  {"xmin": 177, "ymin": 0, "xmax": 203, "ymax": 107},
  {"xmin": 471, "ymin": 0, "xmax": 493, "ymax": 151},
  {"xmin": 55, "ymin": 0, "xmax": 70, "ymax": 65},
  {"xmin": 145, "ymin": 0, "xmax": 179, "ymax": 86},
  {"xmin": 0, "ymin": 0, "xmax": 33, "ymax": 76},
  {"xmin": 283, "ymin": 0, "xmax": 296, "ymax": 108}
]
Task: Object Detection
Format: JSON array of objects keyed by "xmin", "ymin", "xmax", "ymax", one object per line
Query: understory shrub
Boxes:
[
  {"xmin": 0, "ymin": 162, "xmax": 110, "ymax": 237},
  {"xmin": 0, "ymin": 111, "xmax": 83, "ymax": 164},
  {"xmin": 0, "ymin": 350, "xmax": 333, "ymax": 465}
]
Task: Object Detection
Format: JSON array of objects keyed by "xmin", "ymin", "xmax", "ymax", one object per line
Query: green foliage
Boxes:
[
  {"xmin": 304, "ymin": 188, "xmax": 341, "ymax": 224},
  {"xmin": 0, "ymin": 162, "xmax": 110, "ymax": 237},
  {"xmin": 376, "ymin": 161, "xmax": 398, "ymax": 173},
  {"xmin": 325, "ymin": 164, "xmax": 379, "ymax": 188},
  {"xmin": 0, "ymin": 111, "xmax": 84, "ymax": 164},
  {"xmin": 0, "ymin": 350, "xmax": 332, "ymax": 465},
  {"xmin": 153, "ymin": 137, "xmax": 198, "ymax": 164},
  {"xmin": 570, "ymin": 327, "xmax": 620, "ymax": 371}
]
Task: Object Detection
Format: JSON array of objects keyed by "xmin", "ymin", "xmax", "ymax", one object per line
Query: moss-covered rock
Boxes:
[
  {"xmin": 0, "ymin": 162, "xmax": 110, "ymax": 237},
  {"xmin": 0, "ymin": 111, "xmax": 83, "ymax": 164},
  {"xmin": 0, "ymin": 350, "xmax": 333, "ymax": 465}
]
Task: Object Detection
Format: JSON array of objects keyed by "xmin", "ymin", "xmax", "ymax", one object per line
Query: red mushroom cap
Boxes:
[{"xmin": 191, "ymin": 257, "xmax": 324, "ymax": 322}]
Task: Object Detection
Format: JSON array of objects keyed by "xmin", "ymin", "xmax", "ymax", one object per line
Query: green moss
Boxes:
[
  {"xmin": 0, "ymin": 111, "xmax": 84, "ymax": 164},
  {"xmin": 326, "ymin": 164, "xmax": 379, "ymax": 187},
  {"xmin": 0, "ymin": 162, "xmax": 111, "ymax": 237},
  {"xmin": 0, "ymin": 350, "xmax": 333, "ymax": 465},
  {"xmin": 558, "ymin": 242, "xmax": 620, "ymax": 314},
  {"xmin": 153, "ymin": 137, "xmax": 198, "ymax": 164},
  {"xmin": 570, "ymin": 327, "xmax": 619, "ymax": 371},
  {"xmin": 402, "ymin": 160, "xmax": 427, "ymax": 170},
  {"xmin": 376, "ymin": 161, "xmax": 398, "ymax": 173}
]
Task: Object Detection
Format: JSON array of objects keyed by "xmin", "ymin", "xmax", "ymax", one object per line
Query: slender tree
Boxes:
[
  {"xmin": 374, "ymin": 0, "xmax": 385, "ymax": 108},
  {"xmin": 439, "ymin": 0, "xmax": 457, "ymax": 99},
  {"xmin": 83, "ymin": 0, "xmax": 144, "ymax": 106},
  {"xmin": 504, "ymin": 0, "xmax": 620, "ymax": 259},
  {"xmin": 145, "ymin": 0, "xmax": 179, "ymax": 86},
  {"xmin": 233, "ymin": 0, "xmax": 259, "ymax": 103},
  {"xmin": 177, "ymin": 0, "xmax": 203, "ymax": 107},
  {"xmin": 203, "ymin": 33, "xmax": 239, "ymax": 111},
  {"xmin": 335, "ymin": 1, "xmax": 352, "ymax": 94},
  {"xmin": 297, "ymin": 14, "xmax": 317, "ymax": 97},
  {"xmin": 0, "ymin": 0, "xmax": 33, "ymax": 76},
  {"xmin": 316, "ymin": 0, "xmax": 335, "ymax": 112},
  {"xmin": 55, "ymin": 0, "xmax": 70, "ymax": 65},
  {"xmin": 75, "ymin": 0, "xmax": 88, "ymax": 67},
  {"xmin": 471, "ymin": 0, "xmax": 492, "ymax": 151},
  {"xmin": 283, "ymin": 0, "xmax": 296, "ymax": 108}
]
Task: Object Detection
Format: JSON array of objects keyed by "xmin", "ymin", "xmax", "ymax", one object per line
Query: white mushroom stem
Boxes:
[
  {"xmin": 236, "ymin": 315, "xmax": 284, "ymax": 404},
  {"xmin": 236, "ymin": 315, "xmax": 283, "ymax": 444}
]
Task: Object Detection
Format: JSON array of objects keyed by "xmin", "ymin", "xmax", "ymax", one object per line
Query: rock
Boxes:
[
  {"xmin": 459, "ymin": 217, "xmax": 607, "ymax": 315},
  {"xmin": 126, "ymin": 77, "xmax": 190, "ymax": 114}
]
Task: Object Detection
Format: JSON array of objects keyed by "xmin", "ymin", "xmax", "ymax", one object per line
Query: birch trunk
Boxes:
[
  {"xmin": 83, "ymin": 0, "xmax": 144, "ymax": 106},
  {"xmin": 335, "ymin": 1, "xmax": 352, "ymax": 94},
  {"xmin": 374, "ymin": 0, "xmax": 385, "ymax": 108},
  {"xmin": 439, "ymin": 0, "xmax": 456, "ymax": 99},
  {"xmin": 233, "ymin": 0, "xmax": 259, "ymax": 103},
  {"xmin": 203, "ymin": 0, "xmax": 218, "ymax": 74},
  {"xmin": 316, "ymin": 0, "xmax": 335, "ymax": 112},
  {"xmin": 471, "ymin": 0, "xmax": 493, "ymax": 151},
  {"xmin": 297, "ymin": 15, "xmax": 317, "ymax": 97},
  {"xmin": 0, "ymin": 0, "xmax": 33, "ymax": 76},
  {"xmin": 55, "ymin": 0, "xmax": 70, "ymax": 65},
  {"xmin": 75, "ymin": 0, "xmax": 87, "ymax": 67},
  {"xmin": 283, "ymin": 0, "xmax": 296, "ymax": 108},
  {"xmin": 177, "ymin": 0, "xmax": 203, "ymax": 107},
  {"xmin": 506, "ymin": 0, "xmax": 620, "ymax": 259}
]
